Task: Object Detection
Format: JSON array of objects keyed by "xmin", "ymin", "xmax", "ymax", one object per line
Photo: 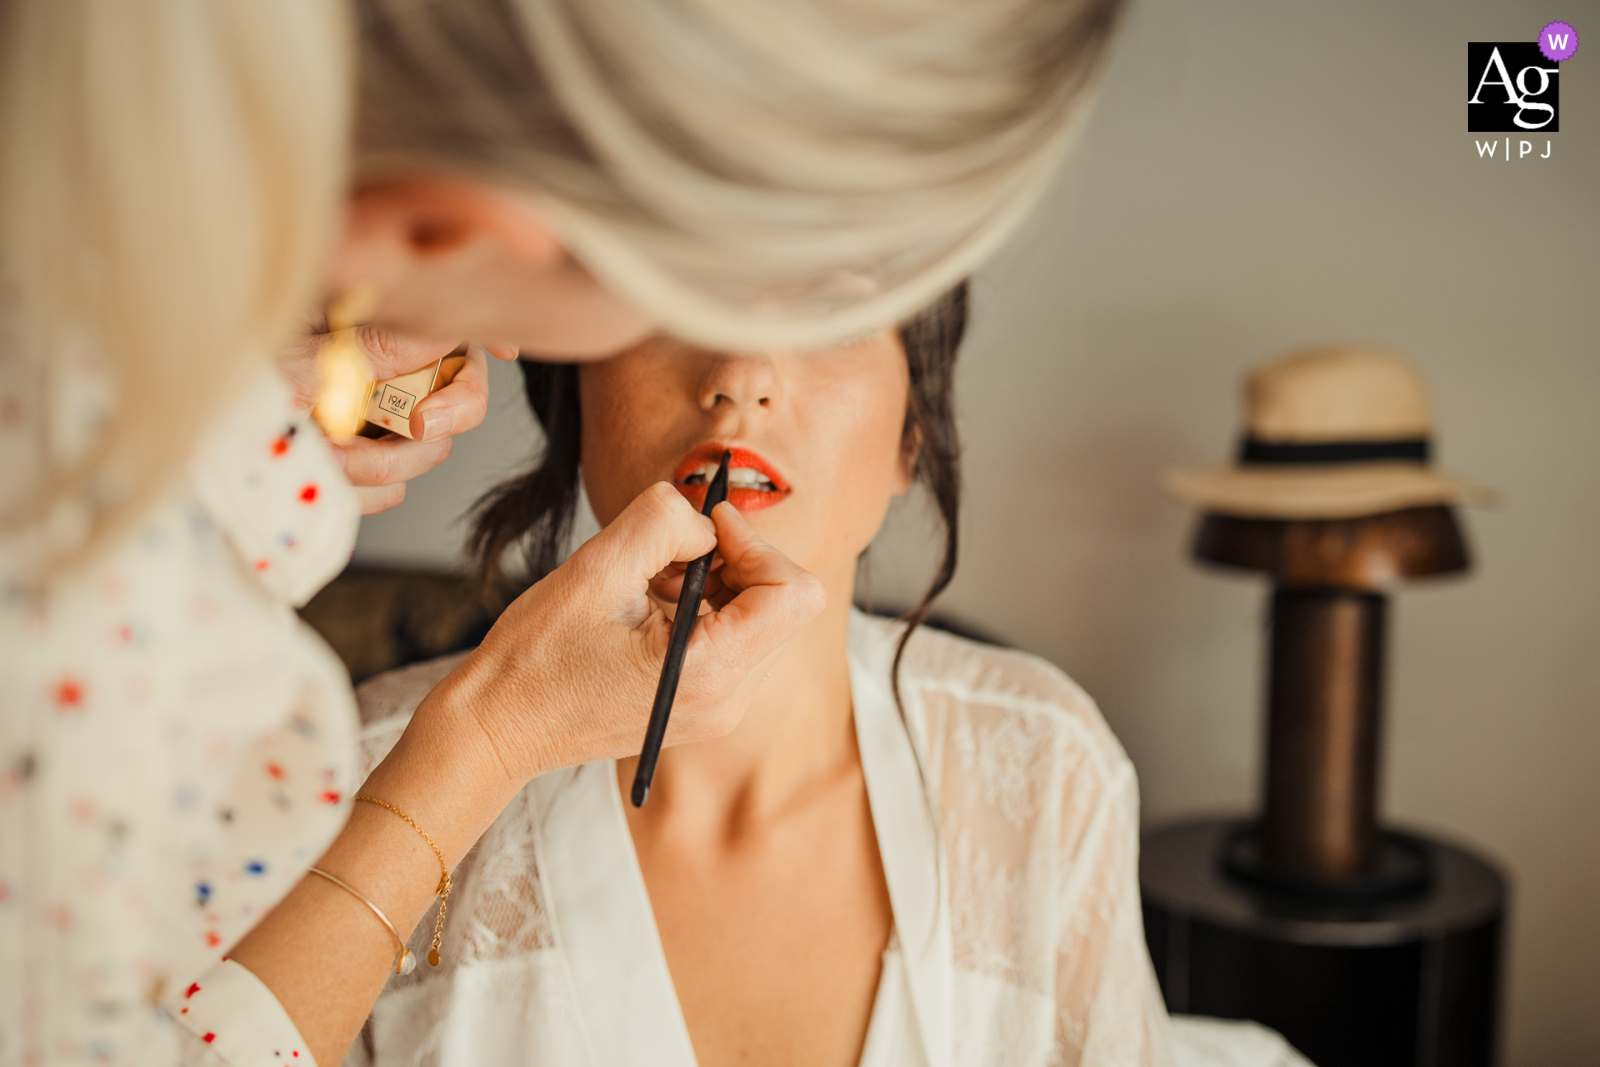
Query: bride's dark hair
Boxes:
[{"xmin": 469, "ymin": 282, "xmax": 968, "ymax": 703}]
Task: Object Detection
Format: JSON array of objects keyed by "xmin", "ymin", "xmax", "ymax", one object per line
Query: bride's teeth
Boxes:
[
  {"xmin": 683, "ymin": 463, "xmax": 717, "ymax": 485},
  {"xmin": 728, "ymin": 467, "xmax": 774, "ymax": 490},
  {"xmin": 684, "ymin": 459, "xmax": 776, "ymax": 491}
]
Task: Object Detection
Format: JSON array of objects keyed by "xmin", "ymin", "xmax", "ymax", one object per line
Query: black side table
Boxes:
[{"xmin": 1141, "ymin": 818, "xmax": 1506, "ymax": 1067}]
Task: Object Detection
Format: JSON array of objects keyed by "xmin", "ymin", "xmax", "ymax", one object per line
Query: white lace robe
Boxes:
[{"xmin": 347, "ymin": 612, "xmax": 1183, "ymax": 1067}]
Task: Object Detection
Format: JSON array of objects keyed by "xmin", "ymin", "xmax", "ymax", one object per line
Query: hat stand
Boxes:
[{"xmin": 1140, "ymin": 505, "xmax": 1507, "ymax": 1067}]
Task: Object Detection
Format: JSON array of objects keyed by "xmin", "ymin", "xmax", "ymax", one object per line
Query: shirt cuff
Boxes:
[{"xmin": 173, "ymin": 959, "xmax": 318, "ymax": 1067}]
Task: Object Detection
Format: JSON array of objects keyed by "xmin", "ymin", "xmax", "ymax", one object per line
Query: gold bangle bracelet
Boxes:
[
  {"xmin": 355, "ymin": 795, "xmax": 452, "ymax": 968},
  {"xmin": 306, "ymin": 866, "xmax": 415, "ymax": 975}
]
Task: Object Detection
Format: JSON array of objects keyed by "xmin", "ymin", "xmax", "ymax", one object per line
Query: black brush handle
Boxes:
[{"xmin": 631, "ymin": 451, "xmax": 731, "ymax": 806}]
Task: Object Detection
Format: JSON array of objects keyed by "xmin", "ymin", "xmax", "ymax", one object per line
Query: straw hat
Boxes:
[{"xmin": 1164, "ymin": 348, "xmax": 1493, "ymax": 520}]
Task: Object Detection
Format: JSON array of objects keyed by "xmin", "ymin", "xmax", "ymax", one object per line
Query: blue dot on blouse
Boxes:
[
  {"xmin": 195, "ymin": 881, "xmax": 212, "ymax": 905},
  {"xmin": 244, "ymin": 860, "xmax": 267, "ymax": 876}
]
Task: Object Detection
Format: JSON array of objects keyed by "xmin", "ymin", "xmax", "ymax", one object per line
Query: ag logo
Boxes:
[{"xmin": 1468, "ymin": 42, "xmax": 1559, "ymax": 131}]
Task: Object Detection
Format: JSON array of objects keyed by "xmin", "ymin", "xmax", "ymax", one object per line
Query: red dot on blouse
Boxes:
[
  {"xmin": 205, "ymin": 931, "xmax": 222, "ymax": 948},
  {"xmin": 203, "ymin": 1033, "xmax": 216, "ymax": 1044},
  {"xmin": 254, "ymin": 559, "xmax": 271, "ymax": 572},
  {"xmin": 299, "ymin": 483, "xmax": 319, "ymax": 504},
  {"xmin": 319, "ymin": 791, "xmax": 342, "ymax": 804},
  {"xmin": 266, "ymin": 762, "xmax": 287, "ymax": 781},
  {"xmin": 186, "ymin": 982, "xmax": 201, "ymax": 999},
  {"xmin": 272, "ymin": 436, "xmax": 291, "ymax": 457},
  {"xmin": 53, "ymin": 679, "xmax": 84, "ymax": 709}
]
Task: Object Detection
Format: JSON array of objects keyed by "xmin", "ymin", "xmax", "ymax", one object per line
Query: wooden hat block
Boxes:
[
  {"xmin": 1140, "ymin": 505, "xmax": 1506, "ymax": 1066},
  {"xmin": 1195, "ymin": 505, "xmax": 1469, "ymax": 895}
]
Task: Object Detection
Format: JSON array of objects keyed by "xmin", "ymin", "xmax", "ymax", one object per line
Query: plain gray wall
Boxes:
[{"xmin": 355, "ymin": 2, "xmax": 1600, "ymax": 1062}]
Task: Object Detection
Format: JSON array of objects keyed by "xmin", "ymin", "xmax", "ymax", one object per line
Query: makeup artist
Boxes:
[{"xmin": 0, "ymin": 1, "xmax": 1125, "ymax": 1065}]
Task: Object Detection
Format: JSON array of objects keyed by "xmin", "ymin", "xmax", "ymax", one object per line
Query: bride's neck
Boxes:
[{"xmin": 635, "ymin": 560, "xmax": 860, "ymax": 822}]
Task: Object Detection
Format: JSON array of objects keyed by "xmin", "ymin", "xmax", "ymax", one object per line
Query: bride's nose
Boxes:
[{"xmin": 697, "ymin": 355, "xmax": 785, "ymax": 412}]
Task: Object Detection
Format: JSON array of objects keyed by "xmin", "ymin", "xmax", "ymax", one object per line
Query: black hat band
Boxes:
[{"xmin": 1238, "ymin": 436, "xmax": 1431, "ymax": 466}]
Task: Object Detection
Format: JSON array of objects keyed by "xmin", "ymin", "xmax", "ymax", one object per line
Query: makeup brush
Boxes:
[{"xmin": 631, "ymin": 449, "xmax": 732, "ymax": 807}]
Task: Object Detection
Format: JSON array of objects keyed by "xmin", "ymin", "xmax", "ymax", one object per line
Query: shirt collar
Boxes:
[{"xmin": 849, "ymin": 611, "xmax": 951, "ymax": 1067}]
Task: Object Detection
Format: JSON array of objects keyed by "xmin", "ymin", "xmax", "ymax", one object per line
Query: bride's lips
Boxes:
[{"xmin": 672, "ymin": 443, "xmax": 791, "ymax": 512}]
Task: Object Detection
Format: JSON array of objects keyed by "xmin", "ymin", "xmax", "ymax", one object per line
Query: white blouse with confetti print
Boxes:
[{"xmin": 1, "ymin": 358, "xmax": 361, "ymax": 1067}]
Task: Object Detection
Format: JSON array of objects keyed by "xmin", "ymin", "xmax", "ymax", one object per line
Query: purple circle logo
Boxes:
[{"xmin": 1539, "ymin": 21, "xmax": 1579, "ymax": 62}]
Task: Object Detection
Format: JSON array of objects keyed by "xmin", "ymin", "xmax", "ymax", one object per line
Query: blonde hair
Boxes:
[
  {"xmin": 0, "ymin": 0, "xmax": 350, "ymax": 570},
  {"xmin": 5, "ymin": 0, "xmax": 1124, "ymax": 573},
  {"xmin": 357, "ymin": 0, "xmax": 1126, "ymax": 350}
]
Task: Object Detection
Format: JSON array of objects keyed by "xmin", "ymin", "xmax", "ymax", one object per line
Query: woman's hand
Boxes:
[
  {"xmin": 232, "ymin": 483, "xmax": 823, "ymax": 1066},
  {"xmin": 425, "ymin": 484, "xmax": 828, "ymax": 790},
  {"xmin": 280, "ymin": 325, "xmax": 519, "ymax": 514}
]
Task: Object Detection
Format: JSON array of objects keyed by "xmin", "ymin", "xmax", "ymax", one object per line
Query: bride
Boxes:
[{"xmin": 345, "ymin": 287, "xmax": 1298, "ymax": 1067}]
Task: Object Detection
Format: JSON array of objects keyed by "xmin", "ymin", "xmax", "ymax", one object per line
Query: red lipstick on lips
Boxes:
[{"xmin": 672, "ymin": 444, "xmax": 790, "ymax": 512}]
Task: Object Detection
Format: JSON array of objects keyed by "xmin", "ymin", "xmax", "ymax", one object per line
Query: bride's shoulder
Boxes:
[
  {"xmin": 353, "ymin": 650, "xmax": 472, "ymax": 777},
  {"xmin": 877, "ymin": 615, "xmax": 1134, "ymax": 791},
  {"xmin": 356, "ymin": 650, "xmax": 469, "ymax": 724}
]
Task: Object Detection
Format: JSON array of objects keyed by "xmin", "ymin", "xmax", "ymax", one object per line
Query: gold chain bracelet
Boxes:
[{"xmin": 356, "ymin": 795, "xmax": 452, "ymax": 967}]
